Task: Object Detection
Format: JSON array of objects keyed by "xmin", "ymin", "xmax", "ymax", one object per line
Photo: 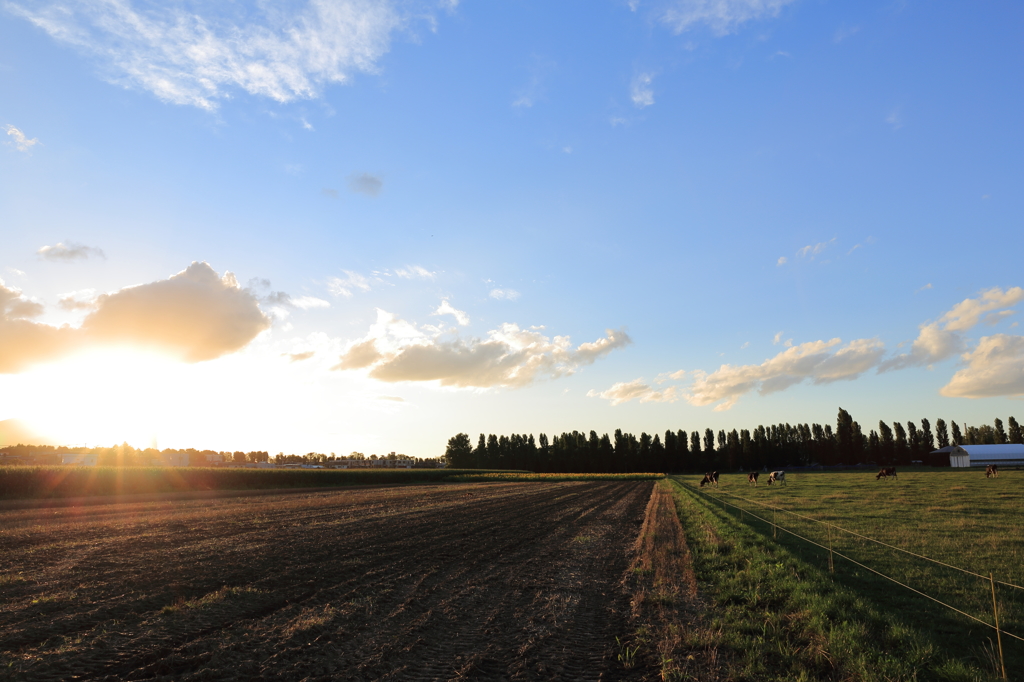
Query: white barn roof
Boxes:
[{"xmin": 934, "ymin": 444, "xmax": 1024, "ymax": 467}]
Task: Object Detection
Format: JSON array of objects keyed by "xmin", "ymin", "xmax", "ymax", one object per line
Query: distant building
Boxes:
[
  {"xmin": 932, "ymin": 444, "xmax": 1024, "ymax": 468},
  {"xmin": 61, "ymin": 452, "xmax": 98, "ymax": 466},
  {"xmin": 157, "ymin": 451, "xmax": 189, "ymax": 467}
]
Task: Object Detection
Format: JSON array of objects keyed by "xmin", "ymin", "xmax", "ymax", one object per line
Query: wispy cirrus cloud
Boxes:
[
  {"xmin": 395, "ymin": 265, "xmax": 435, "ymax": 280},
  {"xmin": 796, "ymin": 237, "xmax": 834, "ymax": 259},
  {"xmin": 37, "ymin": 241, "xmax": 105, "ymax": 261},
  {"xmin": 5, "ymin": 0, "xmax": 417, "ymax": 110},
  {"xmin": 333, "ymin": 309, "xmax": 630, "ymax": 388},
  {"xmin": 4, "ymin": 124, "xmax": 39, "ymax": 152},
  {"xmin": 489, "ymin": 288, "xmax": 520, "ymax": 301},
  {"xmin": 291, "ymin": 295, "xmax": 330, "ymax": 310},
  {"xmin": 327, "ymin": 270, "xmax": 371, "ymax": 298},
  {"xmin": 660, "ymin": 0, "xmax": 796, "ymax": 36}
]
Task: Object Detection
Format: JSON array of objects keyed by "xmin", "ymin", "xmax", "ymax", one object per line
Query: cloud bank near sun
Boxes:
[
  {"xmin": 591, "ymin": 287, "xmax": 1024, "ymax": 409},
  {"xmin": 0, "ymin": 262, "xmax": 269, "ymax": 372}
]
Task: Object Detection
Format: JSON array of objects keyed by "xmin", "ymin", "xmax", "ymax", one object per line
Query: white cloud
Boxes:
[
  {"xmin": 432, "ymin": 299, "xmax": 469, "ymax": 326},
  {"xmin": 776, "ymin": 256, "xmax": 787, "ymax": 266},
  {"xmin": 880, "ymin": 287, "xmax": 1024, "ymax": 371},
  {"xmin": 333, "ymin": 309, "xmax": 630, "ymax": 388},
  {"xmin": 685, "ymin": 337, "xmax": 885, "ymax": 410},
  {"xmin": 489, "ymin": 288, "xmax": 520, "ymax": 301},
  {"xmin": 588, "ymin": 379, "xmax": 679, "ymax": 406},
  {"xmin": 291, "ymin": 295, "xmax": 330, "ymax": 310},
  {"xmin": 887, "ymin": 107, "xmax": 903, "ymax": 130},
  {"xmin": 796, "ymin": 238, "xmax": 834, "ymax": 259},
  {"xmin": 395, "ymin": 265, "xmax": 435, "ymax": 280},
  {"xmin": 740, "ymin": 341, "xmax": 750, "ymax": 349},
  {"xmin": 37, "ymin": 241, "xmax": 105, "ymax": 261},
  {"xmin": 57, "ymin": 289, "xmax": 97, "ymax": 312},
  {"xmin": 916, "ymin": 283, "xmax": 933, "ymax": 293},
  {"xmin": 940, "ymin": 334, "xmax": 1024, "ymax": 398},
  {"xmin": 833, "ymin": 25, "xmax": 860, "ymax": 43},
  {"xmin": 653, "ymin": 369, "xmax": 686, "ymax": 384},
  {"xmin": 0, "ymin": 280, "xmax": 44, "ymax": 319},
  {"xmin": 631, "ymin": 73, "xmax": 654, "ymax": 108},
  {"xmin": 348, "ymin": 172, "xmax": 383, "ymax": 196},
  {"xmin": 4, "ymin": 124, "xmax": 39, "ymax": 152},
  {"xmin": 7, "ymin": 0, "xmax": 407, "ymax": 110},
  {"xmin": 0, "ymin": 262, "xmax": 270, "ymax": 373},
  {"xmin": 327, "ymin": 270, "xmax": 371, "ymax": 298},
  {"xmin": 772, "ymin": 331, "xmax": 783, "ymax": 345},
  {"xmin": 661, "ymin": 0, "xmax": 796, "ymax": 36},
  {"xmin": 937, "ymin": 287, "xmax": 1023, "ymax": 332}
]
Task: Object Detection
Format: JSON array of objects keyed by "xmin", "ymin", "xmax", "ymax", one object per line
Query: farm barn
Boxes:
[{"xmin": 932, "ymin": 444, "xmax": 1024, "ymax": 468}]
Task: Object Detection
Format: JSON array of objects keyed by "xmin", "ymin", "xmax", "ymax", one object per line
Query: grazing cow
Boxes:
[
  {"xmin": 986, "ymin": 464, "xmax": 999, "ymax": 478},
  {"xmin": 747, "ymin": 471, "xmax": 759, "ymax": 486},
  {"xmin": 767, "ymin": 471, "xmax": 786, "ymax": 486},
  {"xmin": 876, "ymin": 467, "xmax": 897, "ymax": 481},
  {"xmin": 699, "ymin": 471, "xmax": 719, "ymax": 488}
]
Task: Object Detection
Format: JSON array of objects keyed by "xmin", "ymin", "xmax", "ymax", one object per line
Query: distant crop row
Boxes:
[
  {"xmin": 442, "ymin": 472, "xmax": 665, "ymax": 482},
  {"xmin": 0, "ymin": 467, "xmax": 528, "ymax": 500}
]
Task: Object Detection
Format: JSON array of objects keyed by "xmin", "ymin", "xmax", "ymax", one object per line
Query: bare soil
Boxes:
[{"xmin": 1, "ymin": 481, "xmax": 662, "ymax": 681}]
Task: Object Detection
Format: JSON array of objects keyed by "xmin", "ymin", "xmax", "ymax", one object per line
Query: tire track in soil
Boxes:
[{"xmin": 1, "ymin": 481, "xmax": 654, "ymax": 681}]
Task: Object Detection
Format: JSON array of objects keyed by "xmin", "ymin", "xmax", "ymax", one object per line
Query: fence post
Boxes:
[
  {"xmin": 773, "ymin": 506, "xmax": 777, "ymax": 540},
  {"xmin": 990, "ymin": 573, "xmax": 1007, "ymax": 680},
  {"xmin": 827, "ymin": 523, "xmax": 834, "ymax": 574}
]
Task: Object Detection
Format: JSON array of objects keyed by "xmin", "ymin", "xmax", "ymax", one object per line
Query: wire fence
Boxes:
[{"xmin": 679, "ymin": 481, "xmax": 1023, "ymax": 678}]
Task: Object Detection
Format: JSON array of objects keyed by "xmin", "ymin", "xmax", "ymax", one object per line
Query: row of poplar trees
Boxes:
[{"xmin": 444, "ymin": 410, "xmax": 1023, "ymax": 473}]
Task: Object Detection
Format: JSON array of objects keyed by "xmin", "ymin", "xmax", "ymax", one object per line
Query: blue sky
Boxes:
[{"xmin": 1, "ymin": 0, "xmax": 1022, "ymax": 456}]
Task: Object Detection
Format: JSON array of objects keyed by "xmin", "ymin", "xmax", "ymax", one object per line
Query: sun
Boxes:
[{"xmin": 9, "ymin": 347, "xmax": 192, "ymax": 448}]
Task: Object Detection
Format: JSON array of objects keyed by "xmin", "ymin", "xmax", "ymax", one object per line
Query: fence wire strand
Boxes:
[
  {"xmin": 700, "ymin": 485, "xmax": 1024, "ymax": 592},
  {"xmin": 684, "ymin": 483, "xmax": 1024, "ymax": 646}
]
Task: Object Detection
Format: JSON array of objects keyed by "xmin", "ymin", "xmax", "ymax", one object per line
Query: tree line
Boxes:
[
  {"xmin": 0, "ymin": 444, "xmax": 443, "ymax": 468},
  {"xmin": 444, "ymin": 410, "xmax": 1023, "ymax": 473}
]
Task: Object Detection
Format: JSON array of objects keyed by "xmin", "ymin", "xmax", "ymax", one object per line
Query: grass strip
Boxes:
[{"xmin": 667, "ymin": 476, "xmax": 999, "ymax": 681}]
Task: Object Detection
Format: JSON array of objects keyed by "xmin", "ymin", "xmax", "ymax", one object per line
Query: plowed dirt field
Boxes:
[{"xmin": 1, "ymin": 481, "xmax": 659, "ymax": 681}]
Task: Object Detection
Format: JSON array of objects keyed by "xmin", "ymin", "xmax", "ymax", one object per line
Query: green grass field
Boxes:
[{"xmin": 670, "ymin": 469, "xmax": 1024, "ymax": 680}]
